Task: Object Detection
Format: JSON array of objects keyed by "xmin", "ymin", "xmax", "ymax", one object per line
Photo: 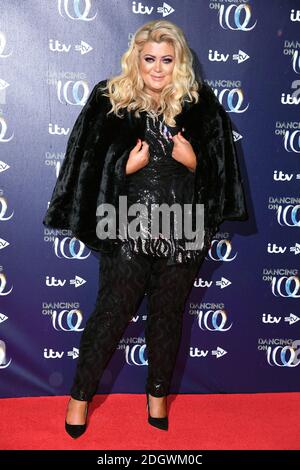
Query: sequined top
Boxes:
[{"xmin": 117, "ymin": 112, "xmax": 205, "ymax": 265}]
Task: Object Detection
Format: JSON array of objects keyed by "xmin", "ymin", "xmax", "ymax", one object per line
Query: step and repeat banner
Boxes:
[{"xmin": 0, "ymin": 1, "xmax": 299, "ymax": 398}]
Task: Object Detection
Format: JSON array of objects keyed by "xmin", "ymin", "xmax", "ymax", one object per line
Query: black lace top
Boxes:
[{"xmin": 117, "ymin": 112, "xmax": 205, "ymax": 265}]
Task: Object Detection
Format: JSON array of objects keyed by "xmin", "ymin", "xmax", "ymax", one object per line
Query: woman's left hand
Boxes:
[{"xmin": 171, "ymin": 131, "xmax": 197, "ymax": 172}]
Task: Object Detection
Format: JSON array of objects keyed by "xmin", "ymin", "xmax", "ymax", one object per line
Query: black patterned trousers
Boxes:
[{"xmin": 70, "ymin": 243, "xmax": 205, "ymax": 401}]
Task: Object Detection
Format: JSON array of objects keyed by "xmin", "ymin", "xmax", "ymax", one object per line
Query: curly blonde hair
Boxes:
[{"xmin": 98, "ymin": 19, "xmax": 201, "ymax": 127}]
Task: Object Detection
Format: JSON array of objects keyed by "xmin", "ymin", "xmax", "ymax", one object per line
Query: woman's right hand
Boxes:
[{"xmin": 125, "ymin": 139, "xmax": 150, "ymax": 175}]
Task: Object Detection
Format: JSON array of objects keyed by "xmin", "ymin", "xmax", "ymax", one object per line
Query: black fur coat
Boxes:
[{"xmin": 42, "ymin": 78, "xmax": 248, "ymax": 254}]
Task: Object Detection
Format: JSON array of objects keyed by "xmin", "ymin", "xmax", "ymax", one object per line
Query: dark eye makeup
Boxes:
[{"xmin": 144, "ymin": 57, "xmax": 173, "ymax": 63}]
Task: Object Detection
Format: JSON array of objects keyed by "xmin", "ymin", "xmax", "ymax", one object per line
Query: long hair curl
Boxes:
[{"xmin": 98, "ymin": 19, "xmax": 201, "ymax": 127}]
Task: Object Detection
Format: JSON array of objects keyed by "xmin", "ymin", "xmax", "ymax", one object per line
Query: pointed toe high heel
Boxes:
[
  {"xmin": 146, "ymin": 393, "xmax": 168, "ymax": 431},
  {"xmin": 65, "ymin": 399, "xmax": 89, "ymax": 439}
]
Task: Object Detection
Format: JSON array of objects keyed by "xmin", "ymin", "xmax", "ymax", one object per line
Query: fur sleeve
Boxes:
[{"xmin": 42, "ymin": 80, "xmax": 107, "ymax": 232}]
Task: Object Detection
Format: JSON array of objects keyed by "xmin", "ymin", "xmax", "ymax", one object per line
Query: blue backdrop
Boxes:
[{"xmin": 1, "ymin": 0, "xmax": 300, "ymax": 398}]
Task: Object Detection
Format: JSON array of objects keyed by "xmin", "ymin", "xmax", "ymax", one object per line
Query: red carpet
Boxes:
[{"xmin": 0, "ymin": 392, "xmax": 299, "ymax": 450}]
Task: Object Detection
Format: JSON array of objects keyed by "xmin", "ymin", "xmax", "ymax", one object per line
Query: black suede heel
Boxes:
[
  {"xmin": 146, "ymin": 393, "xmax": 168, "ymax": 431},
  {"xmin": 65, "ymin": 399, "xmax": 89, "ymax": 439}
]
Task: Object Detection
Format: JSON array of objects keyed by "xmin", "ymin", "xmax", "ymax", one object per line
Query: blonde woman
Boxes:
[{"xmin": 43, "ymin": 19, "xmax": 248, "ymax": 438}]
